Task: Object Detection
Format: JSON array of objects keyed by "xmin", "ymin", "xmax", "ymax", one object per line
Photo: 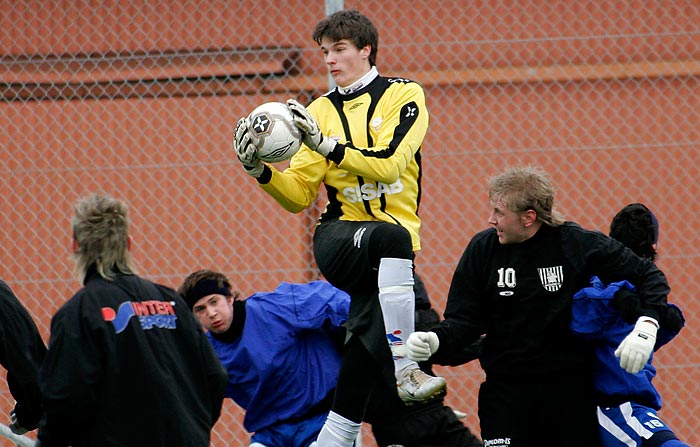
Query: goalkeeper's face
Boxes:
[
  {"xmin": 192, "ymin": 293, "xmax": 235, "ymax": 334},
  {"xmin": 319, "ymin": 37, "xmax": 372, "ymax": 88}
]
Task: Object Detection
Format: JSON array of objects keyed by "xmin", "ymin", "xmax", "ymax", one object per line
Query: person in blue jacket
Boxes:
[
  {"xmin": 179, "ymin": 271, "xmax": 346, "ymax": 447},
  {"xmin": 178, "ymin": 269, "xmax": 483, "ymax": 447},
  {"xmin": 571, "ymin": 203, "xmax": 688, "ymax": 447}
]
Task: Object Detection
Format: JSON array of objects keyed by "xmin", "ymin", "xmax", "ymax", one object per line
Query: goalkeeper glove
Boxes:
[
  {"xmin": 9, "ymin": 408, "xmax": 29, "ymax": 435},
  {"xmin": 286, "ymin": 99, "xmax": 337, "ymax": 157},
  {"xmin": 233, "ymin": 117, "xmax": 264, "ymax": 178},
  {"xmin": 406, "ymin": 331, "xmax": 440, "ymax": 362},
  {"xmin": 614, "ymin": 316, "xmax": 658, "ymax": 374}
]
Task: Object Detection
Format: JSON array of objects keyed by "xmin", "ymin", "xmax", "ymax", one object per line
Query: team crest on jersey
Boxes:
[{"xmin": 538, "ymin": 266, "xmax": 563, "ymax": 292}]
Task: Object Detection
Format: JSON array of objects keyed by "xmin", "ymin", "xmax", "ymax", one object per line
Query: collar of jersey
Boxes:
[{"xmin": 338, "ymin": 66, "xmax": 379, "ymax": 95}]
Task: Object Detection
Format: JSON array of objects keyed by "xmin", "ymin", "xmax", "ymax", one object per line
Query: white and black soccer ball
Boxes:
[{"xmin": 247, "ymin": 102, "xmax": 302, "ymax": 163}]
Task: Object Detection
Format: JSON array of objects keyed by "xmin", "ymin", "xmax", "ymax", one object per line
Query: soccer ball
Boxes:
[{"xmin": 247, "ymin": 102, "xmax": 302, "ymax": 163}]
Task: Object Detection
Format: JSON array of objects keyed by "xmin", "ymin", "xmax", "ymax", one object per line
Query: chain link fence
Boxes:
[{"xmin": 1, "ymin": 1, "xmax": 698, "ymax": 445}]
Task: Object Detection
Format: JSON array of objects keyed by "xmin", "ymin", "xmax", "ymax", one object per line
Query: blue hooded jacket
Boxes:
[{"xmin": 571, "ymin": 276, "xmax": 684, "ymax": 409}]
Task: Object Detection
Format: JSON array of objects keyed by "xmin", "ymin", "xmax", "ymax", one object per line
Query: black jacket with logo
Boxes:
[{"xmin": 38, "ymin": 269, "xmax": 227, "ymax": 447}]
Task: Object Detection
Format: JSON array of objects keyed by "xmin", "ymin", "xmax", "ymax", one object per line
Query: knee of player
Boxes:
[{"xmin": 369, "ymin": 224, "xmax": 414, "ymax": 261}]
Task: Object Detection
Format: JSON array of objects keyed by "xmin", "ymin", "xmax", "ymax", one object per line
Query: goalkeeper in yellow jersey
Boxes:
[{"xmin": 233, "ymin": 8, "xmax": 445, "ymax": 447}]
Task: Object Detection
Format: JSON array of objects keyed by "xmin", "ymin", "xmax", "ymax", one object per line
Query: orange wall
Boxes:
[{"xmin": 1, "ymin": 1, "xmax": 698, "ymax": 445}]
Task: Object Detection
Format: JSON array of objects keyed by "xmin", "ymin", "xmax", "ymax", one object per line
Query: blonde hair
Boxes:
[
  {"xmin": 72, "ymin": 193, "xmax": 135, "ymax": 280},
  {"xmin": 488, "ymin": 166, "xmax": 565, "ymax": 227}
]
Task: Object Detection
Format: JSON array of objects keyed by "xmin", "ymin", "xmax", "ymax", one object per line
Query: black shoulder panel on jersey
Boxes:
[{"xmin": 353, "ymin": 77, "xmax": 420, "ymax": 160}]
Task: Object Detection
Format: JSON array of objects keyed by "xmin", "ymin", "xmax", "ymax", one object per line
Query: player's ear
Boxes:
[
  {"xmin": 127, "ymin": 235, "xmax": 133, "ymax": 251},
  {"xmin": 71, "ymin": 237, "xmax": 79, "ymax": 253},
  {"xmin": 522, "ymin": 209, "xmax": 537, "ymax": 227},
  {"xmin": 360, "ymin": 45, "xmax": 371, "ymax": 60}
]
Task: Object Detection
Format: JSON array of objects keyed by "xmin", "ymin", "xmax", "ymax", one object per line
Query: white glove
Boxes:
[
  {"xmin": 452, "ymin": 408, "xmax": 468, "ymax": 420},
  {"xmin": 233, "ymin": 117, "xmax": 264, "ymax": 178},
  {"xmin": 406, "ymin": 331, "xmax": 440, "ymax": 362},
  {"xmin": 9, "ymin": 408, "xmax": 28, "ymax": 435},
  {"xmin": 286, "ymin": 99, "xmax": 337, "ymax": 157},
  {"xmin": 615, "ymin": 316, "xmax": 658, "ymax": 374}
]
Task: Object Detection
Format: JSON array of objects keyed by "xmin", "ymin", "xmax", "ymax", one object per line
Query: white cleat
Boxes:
[{"xmin": 396, "ymin": 368, "xmax": 447, "ymax": 403}]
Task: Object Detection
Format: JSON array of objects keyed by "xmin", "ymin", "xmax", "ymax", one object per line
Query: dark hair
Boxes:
[
  {"xmin": 312, "ymin": 9, "xmax": 378, "ymax": 66},
  {"xmin": 609, "ymin": 203, "xmax": 659, "ymax": 261}
]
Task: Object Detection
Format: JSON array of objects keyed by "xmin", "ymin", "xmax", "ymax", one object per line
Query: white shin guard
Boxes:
[{"xmin": 378, "ymin": 257, "xmax": 417, "ymax": 375}]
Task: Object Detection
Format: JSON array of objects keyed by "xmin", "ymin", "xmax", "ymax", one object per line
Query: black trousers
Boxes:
[
  {"xmin": 370, "ymin": 398, "xmax": 483, "ymax": 447},
  {"xmin": 479, "ymin": 375, "xmax": 601, "ymax": 447},
  {"xmin": 313, "ymin": 219, "xmax": 415, "ymax": 422}
]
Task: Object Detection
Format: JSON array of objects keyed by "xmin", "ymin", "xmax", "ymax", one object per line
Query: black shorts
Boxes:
[
  {"xmin": 478, "ymin": 376, "xmax": 600, "ymax": 447},
  {"xmin": 313, "ymin": 219, "xmax": 413, "ymax": 295}
]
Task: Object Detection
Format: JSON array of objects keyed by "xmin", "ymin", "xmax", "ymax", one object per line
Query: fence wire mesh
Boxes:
[{"xmin": 1, "ymin": 1, "xmax": 698, "ymax": 446}]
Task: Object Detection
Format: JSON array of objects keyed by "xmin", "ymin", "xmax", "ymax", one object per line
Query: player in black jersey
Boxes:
[
  {"xmin": 234, "ymin": 9, "xmax": 444, "ymax": 447},
  {"xmin": 407, "ymin": 166, "xmax": 670, "ymax": 447}
]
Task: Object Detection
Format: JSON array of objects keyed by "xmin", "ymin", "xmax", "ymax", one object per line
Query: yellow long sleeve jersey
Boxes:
[{"xmin": 257, "ymin": 76, "xmax": 429, "ymax": 251}]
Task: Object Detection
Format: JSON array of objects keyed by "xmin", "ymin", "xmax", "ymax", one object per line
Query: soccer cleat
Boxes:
[{"xmin": 396, "ymin": 367, "xmax": 447, "ymax": 403}]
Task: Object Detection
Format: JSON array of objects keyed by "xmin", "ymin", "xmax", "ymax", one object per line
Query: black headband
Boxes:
[{"xmin": 183, "ymin": 279, "xmax": 231, "ymax": 309}]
